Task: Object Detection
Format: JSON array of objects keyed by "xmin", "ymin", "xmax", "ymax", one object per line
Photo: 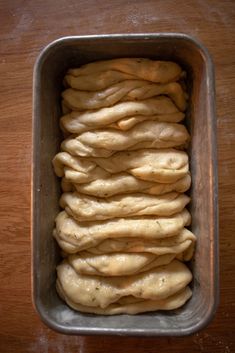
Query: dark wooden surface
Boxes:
[{"xmin": 0, "ymin": 0, "xmax": 235, "ymax": 352}]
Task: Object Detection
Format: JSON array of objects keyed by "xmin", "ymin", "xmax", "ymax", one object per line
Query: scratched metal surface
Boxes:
[{"xmin": 32, "ymin": 34, "xmax": 218, "ymax": 336}]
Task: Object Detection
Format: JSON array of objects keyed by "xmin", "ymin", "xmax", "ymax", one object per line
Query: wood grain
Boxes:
[{"xmin": 0, "ymin": 0, "xmax": 235, "ymax": 352}]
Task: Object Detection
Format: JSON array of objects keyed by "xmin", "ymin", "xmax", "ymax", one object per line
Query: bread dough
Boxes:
[
  {"xmin": 57, "ymin": 285, "xmax": 192, "ymax": 315},
  {"xmin": 109, "ymin": 112, "xmax": 185, "ymax": 131},
  {"xmin": 70, "ymin": 173, "xmax": 191, "ymax": 197},
  {"xmin": 53, "ymin": 209, "xmax": 191, "ymax": 253},
  {"xmin": 92, "ymin": 149, "xmax": 189, "ymax": 183},
  {"xmin": 61, "ymin": 121, "xmax": 190, "ymax": 157},
  {"xmin": 62, "ymin": 80, "xmax": 187, "ymax": 111},
  {"xmin": 53, "ymin": 149, "xmax": 189, "ymax": 184},
  {"xmin": 56, "ymin": 259, "xmax": 192, "ymax": 308},
  {"xmin": 60, "ymin": 191, "xmax": 190, "ymax": 221},
  {"xmin": 65, "ymin": 58, "xmax": 182, "ymax": 91},
  {"xmin": 53, "ymin": 58, "xmax": 194, "ymax": 315},
  {"xmin": 60, "ymin": 97, "xmax": 182, "ymax": 134},
  {"xmin": 52, "ymin": 152, "xmax": 108, "ymax": 183},
  {"xmin": 85, "ymin": 228, "xmax": 196, "ymax": 256},
  {"xmin": 68, "ymin": 252, "xmax": 176, "ymax": 276}
]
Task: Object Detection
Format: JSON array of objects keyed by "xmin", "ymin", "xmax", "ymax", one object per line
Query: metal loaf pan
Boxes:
[{"xmin": 32, "ymin": 34, "xmax": 219, "ymax": 336}]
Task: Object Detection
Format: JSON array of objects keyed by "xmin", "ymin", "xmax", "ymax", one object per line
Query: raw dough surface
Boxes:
[
  {"xmin": 56, "ymin": 259, "xmax": 192, "ymax": 309},
  {"xmin": 68, "ymin": 252, "xmax": 176, "ymax": 276},
  {"xmin": 61, "ymin": 121, "xmax": 189, "ymax": 157},
  {"xmin": 60, "ymin": 191, "xmax": 190, "ymax": 221},
  {"xmin": 60, "ymin": 97, "xmax": 182, "ymax": 134},
  {"xmin": 54, "ymin": 209, "xmax": 191, "ymax": 253},
  {"xmin": 62, "ymin": 80, "xmax": 187, "ymax": 111}
]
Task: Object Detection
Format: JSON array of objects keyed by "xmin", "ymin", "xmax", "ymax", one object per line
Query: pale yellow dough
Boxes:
[
  {"xmin": 65, "ymin": 58, "xmax": 182, "ymax": 91},
  {"xmin": 61, "ymin": 121, "xmax": 190, "ymax": 157},
  {"xmin": 53, "ymin": 149, "xmax": 189, "ymax": 184},
  {"xmin": 68, "ymin": 252, "xmax": 176, "ymax": 276},
  {"xmin": 60, "ymin": 97, "xmax": 182, "ymax": 134},
  {"xmin": 53, "ymin": 58, "xmax": 194, "ymax": 315},
  {"xmin": 65, "ymin": 70, "xmax": 139, "ymax": 91},
  {"xmin": 56, "ymin": 285, "xmax": 192, "ymax": 315},
  {"xmin": 85, "ymin": 228, "xmax": 196, "ymax": 257},
  {"xmin": 56, "ymin": 259, "xmax": 192, "ymax": 309},
  {"xmin": 59, "ymin": 191, "xmax": 190, "ymax": 221},
  {"xmin": 61, "ymin": 229, "xmax": 196, "ymax": 260},
  {"xmin": 65, "ymin": 173, "xmax": 191, "ymax": 197},
  {"xmin": 62, "ymin": 80, "xmax": 187, "ymax": 111},
  {"xmin": 109, "ymin": 112, "xmax": 185, "ymax": 131},
  {"xmin": 53, "ymin": 209, "xmax": 191, "ymax": 253}
]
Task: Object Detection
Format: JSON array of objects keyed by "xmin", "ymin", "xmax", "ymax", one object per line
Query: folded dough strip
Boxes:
[
  {"xmin": 60, "ymin": 97, "xmax": 182, "ymax": 134},
  {"xmin": 86, "ymin": 229, "xmax": 196, "ymax": 256},
  {"xmin": 53, "ymin": 149, "xmax": 189, "ymax": 184},
  {"xmin": 61, "ymin": 121, "xmax": 190, "ymax": 157},
  {"xmin": 60, "ymin": 191, "xmax": 190, "ymax": 221},
  {"xmin": 66, "ymin": 58, "xmax": 182, "ymax": 84},
  {"xmin": 56, "ymin": 259, "xmax": 192, "ymax": 308},
  {"xmin": 68, "ymin": 252, "xmax": 176, "ymax": 276},
  {"xmin": 109, "ymin": 112, "xmax": 185, "ymax": 131},
  {"xmin": 53, "ymin": 209, "xmax": 191, "ymax": 253},
  {"xmin": 56, "ymin": 284, "xmax": 192, "ymax": 315},
  {"xmin": 63, "ymin": 173, "xmax": 191, "ymax": 197},
  {"xmin": 62, "ymin": 81, "xmax": 187, "ymax": 111}
]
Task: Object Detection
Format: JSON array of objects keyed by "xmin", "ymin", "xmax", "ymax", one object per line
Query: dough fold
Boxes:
[
  {"xmin": 68, "ymin": 252, "xmax": 176, "ymax": 276},
  {"xmin": 53, "ymin": 149, "xmax": 189, "ymax": 184},
  {"xmin": 59, "ymin": 191, "xmax": 190, "ymax": 221},
  {"xmin": 65, "ymin": 58, "xmax": 182, "ymax": 91},
  {"xmin": 61, "ymin": 121, "xmax": 190, "ymax": 157},
  {"xmin": 53, "ymin": 209, "xmax": 191, "ymax": 253},
  {"xmin": 56, "ymin": 259, "xmax": 192, "ymax": 309},
  {"xmin": 67, "ymin": 173, "xmax": 191, "ymax": 197},
  {"xmin": 62, "ymin": 80, "xmax": 187, "ymax": 111},
  {"xmin": 85, "ymin": 228, "xmax": 196, "ymax": 257},
  {"xmin": 60, "ymin": 97, "xmax": 182, "ymax": 134},
  {"xmin": 109, "ymin": 112, "xmax": 185, "ymax": 131},
  {"xmin": 57, "ymin": 285, "xmax": 192, "ymax": 315}
]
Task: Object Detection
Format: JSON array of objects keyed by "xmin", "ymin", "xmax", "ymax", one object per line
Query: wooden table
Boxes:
[{"xmin": 0, "ymin": 1, "xmax": 235, "ymax": 352}]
